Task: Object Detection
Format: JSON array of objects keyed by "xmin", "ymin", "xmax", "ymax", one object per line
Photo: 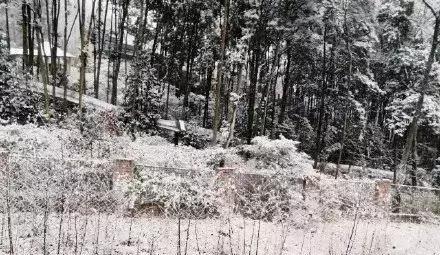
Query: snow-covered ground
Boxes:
[{"xmin": 0, "ymin": 214, "xmax": 439, "ymax": 255}]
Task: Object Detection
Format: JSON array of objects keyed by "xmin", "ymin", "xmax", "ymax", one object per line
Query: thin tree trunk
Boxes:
[
  {"xmin": 278, "ymin": 41, "xmax": 291, "ymax": 125},
  {"xmin": 336, "ymin": 8, "xmax": 352, "ymax": 178},
  {"xmin": 5, "ymin": 1, "xmax": 11, "ymax": 52},
  {"xmin": 203, "ymin": 67, "xmax": 213, "ymax": 128},
  {"xmin": 35, "ymin": 4, "xmax": 50, "ymax": 117},
  {"xmin": 212, "ymin": 0, "xmax": 230, "ymax": 144},
  {"xmin": 111, "ymin": 0, "xmax": 130, "ymax": 105},
  {"xmin": 27, "ymin": 2, "xmax": 34, "ymax": 75},
  {"xmin": 313, "ymin": 24, "xmax": 328, "ymax": 169},
  {"xmin": 336, "ymin": 113, "xmax": 347, "ymax": 179},
  {"xmin": 63, "ymin": 0, "xmax": 69, "ymax": 104},
  {"xmin": 410, "ymin": 135, "xmax": 418, "ymax": 186},
  {"xmin": 262, "ymin": 42, "xmax": 280, "ymax": 135},
  {"xmin": 270, "ymin": 58, "xmax": 280, "ymax": 139},
  {"xmin": 21, "ymin": 1, "xmax": 29, "ymax": 71},
  {"xmin": 247, "ymin": 47, "xmax": 260, "ymax": 144},
  {"xmin": 5, "ymin": 152, "xmax": 14, "ymax": 255},
  {"xmin": 51, "ymin": 0, "xmax": 60, "ymax": 101},
  {"xmin": 93, "ymin": 0, "xmax": 103, "ymax": 98},
  {"xmin": 107, "ymin": 1, "xmax": 115, "ymax": 103},
  {"xmin": 95, "ymin": 0, "xmax": 110, "ymax": 99},
  {"xmin": 77, "ymin": 0, "xmax": 87, "ymax": 119},
  {"xmin": 151, "ymin": 19, "xmax": 161, "ymax": 64},
  {"xmin": 224, "ymin": 101, "xmax": 238, "ymax": 149}
]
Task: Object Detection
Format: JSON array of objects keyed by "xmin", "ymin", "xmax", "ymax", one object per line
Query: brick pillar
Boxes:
[
  {"xmin": 112, "ymin": 158, "xmax": 135, "ymax": 190},
  {"xmin": 374, "ymin": 179, "xmax": 392, "ymax": 207},
  {"xmin": 111, "ymin": 158, "xmax": 135, "ymax": 211},
  {"xmin": 215, "ymin": 167, "xmax": 236, "ymax": 215}
]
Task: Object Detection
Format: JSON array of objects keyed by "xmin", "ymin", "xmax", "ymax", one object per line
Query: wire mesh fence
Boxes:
[
  {"xmin": 1, "ymin": 151, "xmax": 440, "ymax": 254},
  {"xmin": 391, "ymin": 184, "xmax": 440, "ymax": 215},
  {"xmin": 2, "ymin": 153, "xmax": 117, "ymax": 214}
]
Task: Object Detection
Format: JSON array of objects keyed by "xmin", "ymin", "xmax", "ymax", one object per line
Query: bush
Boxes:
[
  {"xmin": 237, "ymin": 135, "xmax": 315, "ymax": 176},
  {"xmin": 0, "ymin": 44, "xmax": 43, "ymax": 125},
  {"xmin": 180, "ymin": 123, "xmax": 212, "ymax": 149},
  {"xmin": 121, "ymin": 51, "xmax": 162, "ymax": 138},
  {"xmin": 130, "ymin": 167, "xmax": 218, "ymax": 218}
]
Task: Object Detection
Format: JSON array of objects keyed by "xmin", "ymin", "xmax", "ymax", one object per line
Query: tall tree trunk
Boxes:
[
  {"xmin": 335, "ymin": 113, "xmax": 347, "ymax": 179},
  {"xmin": 35, "ymin": 1, "xmax": 50, "ymax": 117},
  {"xmin": 51, "ymin": 0, "xmax": 60, "ymax": 101},
  {"xmin": 262, "ymin": 42, "xmax": 280, "ymax": 135},
  {"xmin": 151, "ymin": 19, "xmax": 161, "ymax": 65},
  {"xmin": 203, "ymin": 67, "xmax": 213, "ymax": 128},
  {"xmin": 111, "ymin": 0, "xmax": 130, "ymax": 105},
  {"xmin": 410, "ymin": 135, "xmax": 418, "ymax": 186},
  {"xmin": 27, "ymin": 3, "xmax": 34, "ymax": 75},
  {"xmin": 313, "ymin": 24, "xmax": 328, "ymax": 170},
  {"xmin": 224, "ymin": 100, "xmax": 238, "ymax": 149},
  {"xmin": 93, "ymin": 0, "xmax": 103, "ymax": 98},
  {"xmin": 336, "ymin": 8, "xmax": 352, "ymax": 178},
  {"xmin": 183, "ymin": 21, "xmax": 198, "ymax": 117},
  {"xmin": 212, "ymin": 0, "xmax": 230, "ymax": 144},
  {"xmin": 107, "ymin": 1, "xmax": 115, "ymax": 103},
  {"xmin": 278, "ymin": 40, "xmax": 291, "ymax": 125},
  {"xmin": 95, "ymin": 0, "xmax": 110, "ymax": 99},
  {"xmin": 247, "ymin": 46, "xmax": 260, "ymax": 144},
  {"xmin": 77, "ymin": 0, "xmax": 86, "ymax": 117},
  {"xmin": 63, "ymin": 0, "xmax": 68, "ymax": 105},
  {"xmin": 21, "ymin": 1, "xmax": 29, "ymax": 71},
  {"xmin": 5, "ymin": 1, "xmax": 11, "ymax": 52},
  {"xmin": 270, "ymin": 54, "xmax": 280, "ymax": 138},
  {"xmin": 133, "ymin": 0, "xmax": 149, "ymax": 58}
]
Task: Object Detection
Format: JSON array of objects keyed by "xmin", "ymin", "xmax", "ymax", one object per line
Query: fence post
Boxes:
[
  {"xmin": 111, "ymin": 158, "xmax": 135, "ymax": 209},
  {"xmin": 374, "ymin": 179, "xmax": 392, "ymax": 208},
  {"xmin": 215, "ymin": 167, "xmax": 236, "ymax": 215}
]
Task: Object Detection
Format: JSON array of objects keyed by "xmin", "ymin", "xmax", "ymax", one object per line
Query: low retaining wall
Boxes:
[{"xmin": 3, "ymin": 151, "xmax": 439, "ymax": 217}]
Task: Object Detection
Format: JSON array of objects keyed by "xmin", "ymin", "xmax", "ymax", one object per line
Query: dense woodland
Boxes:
[{"xmin": 1, "ymin": 0, "xmax": 440, "ymax": 186}]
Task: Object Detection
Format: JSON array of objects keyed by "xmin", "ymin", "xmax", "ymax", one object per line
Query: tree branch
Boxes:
[{"xmin": 422, "ymin": 0, "xmax": 439, "ymax": 19}]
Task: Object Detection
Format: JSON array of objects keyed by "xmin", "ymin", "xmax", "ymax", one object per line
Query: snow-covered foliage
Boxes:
[
  {"xmin": 130, "ymin": 168, "xmax": 218, "ymax": 217},
  {"xmin": 121, "ymin": 52, "xmax": 162, "ymax": 138},
  {"xmin": 0, "ymin": 43, "xmax": 43, "ymax": 125},
  {"xmin": 237, "ymin": 135, "xmax": 316, "ymax": 177},
  {"xmin": 386, "ymin": 91, "xmax": 440, "ymax": 135}
]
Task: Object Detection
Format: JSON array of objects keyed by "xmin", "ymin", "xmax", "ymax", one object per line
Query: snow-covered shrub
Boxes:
[
  {"xmin": 130, "ymin": 167, "xmax": 218, "ymax": 218},
  {"xmin": 237, "ymin": 135, "xmax": 315, "ymax": 176},
  {"xmin": 1, "ymin": 155, "xmax": 118, "ymax": 214},
  {"xmin": 234, "ymin": 174, "xmax": 296, "ymax": 221},
  {"xmin": 307, "ymin": 179, "xmax": 383, "ymax": 221},
  {"xmin": 121, "ymin": 51, "xmax": 162, "ymax": 138},
  {"xmin": 0, "ymin": 42, "xmax": 43, "ymax": 125},
  {"xmin": 180, "ymin": 122, "xmax": 213, "ymax": 149},
  {"xmin": 274, "ymin": 119, "xmax": 297, "ymax": 140}
]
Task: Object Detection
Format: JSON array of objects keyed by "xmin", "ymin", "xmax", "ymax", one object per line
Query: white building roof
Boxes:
[{"xmin": 9, "ymin": 42, "xmax": 74, "ymax": 58}]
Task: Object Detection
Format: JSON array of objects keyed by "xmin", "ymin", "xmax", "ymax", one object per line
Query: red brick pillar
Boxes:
[
  {"xmin": 215, "ymin": 167, "xmax": 236, "ymax": 215},
  {"xmin": 112, "ymin": 158, "xmax": 135, "ymax": 210},
  {"xmin": 112, "ymin": 158, "xmax": 135, "ymax": 189},
  {"xmin": 374, "ymin": 179, "xmax": 392, "ymax": 207}
]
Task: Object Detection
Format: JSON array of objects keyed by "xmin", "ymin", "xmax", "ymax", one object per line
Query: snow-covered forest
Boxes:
[{"xmin": 1, "ymin": 0, "xmax": 440, "ymax": 254}]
